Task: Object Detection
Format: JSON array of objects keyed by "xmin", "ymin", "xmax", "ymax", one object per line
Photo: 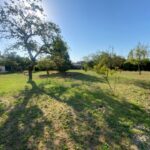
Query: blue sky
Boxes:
[
  {"xmin": 44, "ymin": 0, "xmax": 150, "ymax": 61},
  {"xmin": 1, "ymin": 0, "xmax": 150, "ymax": 61}
]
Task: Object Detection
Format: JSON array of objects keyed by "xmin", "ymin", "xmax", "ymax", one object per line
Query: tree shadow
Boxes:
[
  {"xmin": 0, "ymin": 81, "xmax": 53, "ymax": 150},
  {"xmin": 35, "ymin": 81, "xmax": 150, "ymax": 149},
  {"xmin": 90, "ymin": 90, "xmax": 150, "ymax": 149},
  {"xmin": 1, "ymin": 79, "xmax": 150, "ymax": 149},
  {"xmin": 0, "ymin": 72, "xmax": 24, "ymax": 76},
  {"xmin": 0, "ymin": 102, "xmax": 5, "ymax": 116},
  {"xmin": 133, "ymin": 79, "xmax": 150, "ymax": 90},
  {"xmin": 39, "ymin": 71, "xmax": 104, "ymax": 83},
  {"xmin": 117, "ymin": 76, "xmax": 150, "ymax": 90}
]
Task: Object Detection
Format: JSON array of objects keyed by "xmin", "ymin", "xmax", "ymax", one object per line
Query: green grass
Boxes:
[{"xmin": 0, "ymin": 70, "xmax": 150, "ymax": 150}]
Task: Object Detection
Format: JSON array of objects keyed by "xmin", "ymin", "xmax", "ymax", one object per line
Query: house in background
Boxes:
[
  {"xmin": 0, "ymin": 65, "xmax": 6, "ymax": 72},
  {"xmin": 72, "ymin": 61, "xmax": 83, "ymax": 69}
]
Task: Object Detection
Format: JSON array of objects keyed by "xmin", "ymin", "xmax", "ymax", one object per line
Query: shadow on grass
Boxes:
[
  {"xmin": 39, "ymin": 71, "xmax": 104, "ymax": 83},
  {"xmin": 0, "ymin": 79, "xmax": 150, "ymax": 149},
  {"xmin": 38, "ymin": 81, "xmax": 150, "ymax": 149},
  {"xmin": 133, "ymin": 80, "xmax": 150, "ymax": 90},
  {"xmin": 116, "ymin": 76, "xmax": 150, "ymax": 90},
  {"xmin": 0, "ymin": 81, "xmax": 53, "ymax": 150},
  {"xmin": 0, "ymin": 72, "xmax": 23, "ymax": 75},
  {"xmin": 0, "ymin": 103, "xmax": 5, "ymax": 116}
]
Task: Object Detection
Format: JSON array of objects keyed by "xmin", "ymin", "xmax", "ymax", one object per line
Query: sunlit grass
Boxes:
[{"xmin": 0, "ymin": 70, "xmax": 150, "ymax": 149}]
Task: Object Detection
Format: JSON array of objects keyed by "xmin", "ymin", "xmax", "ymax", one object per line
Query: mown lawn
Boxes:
[{"xmin": 0, "ymin": 70, "xmax": 150, "ymax": 150}]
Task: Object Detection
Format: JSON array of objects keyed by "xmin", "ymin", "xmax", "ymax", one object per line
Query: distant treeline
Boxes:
[
  {"xmin": 0, "ymin": 43, "xmax": 150, "ymax": 73},
  {"xmin": 82, "ymin": 57, "xmax": 150, "ymax": 71},
  {"xmin": 82, "ymin": 43, "xmax": 150, "ymax": 73},
  {"xmin": 0, "ymin": 51, "xmax": 71, "ymax": 73},
  {"xmin": 0, "ymin": 52, "xmax": 31, "ymax": 72},
  {"xmin": 123, "ymin": 59, "xmax": 150, "ymax": 71}
]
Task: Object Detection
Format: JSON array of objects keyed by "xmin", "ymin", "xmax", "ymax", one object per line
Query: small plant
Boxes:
[
  {"xmin": 83, "ymin": 63, "xmax": 88, "ymax": 72},
  {"xmin": 101, "ymin": 143, "xmax": 110, "ymax": 150},
  {"xmin": 94, "ymin": 64, "xmax": 118, "ymax": 95}
]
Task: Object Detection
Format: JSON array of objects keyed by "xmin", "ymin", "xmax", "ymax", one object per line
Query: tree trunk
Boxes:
[
  {"xmin": 46, "ymin": 69, "xmax": 49, "ymax": 76},
  {"xmin": 28, "ymin": 65, "xmax": 34, "ymax": 81},
  {"xmin": 138, "ymin": 63, "xmax": 141, "ymax": 75}
]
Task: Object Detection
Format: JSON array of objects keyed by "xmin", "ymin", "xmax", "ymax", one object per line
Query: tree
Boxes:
[
  {"xmin": 92, "ymin": 51, "xmax": 112, "ymax": 68},
  {"xmin": 82, "ymin": 56, "xmax": 94, "ymax": 71},
  {"xmin": 128, "ymin": 43, "xmax": 149, "ymax": 75},
  {"xmin": 92, "ymin": 51, "xmax": 125, "ymax": 70},
  {"xmin": 37, "ymin": 57, "xmax": 56, "ymax": 75},
  {"xmin": 37, "ymin": 37, "xmax": 71, "ymax": 74},
  {"xmin": 128, "ymin": 49, "xmax": 134, "ymax": 59},
  {"xmin": 49, "ymin": 37, "xmax": 71, "ymax": 72},
  {"xmin": 0, "ymin": 0, "xmax": 60, "ymax": 80},
  {"xmin": 112, "ymin": 55, "xmax": 125, "ymax": 69},
  {"xmin": 94, "ymin": 64, "xmax": 117, "ymax": 95}
]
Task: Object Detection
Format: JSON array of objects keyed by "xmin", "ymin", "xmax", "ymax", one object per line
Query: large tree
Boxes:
[
  {"xmin": 37, "ymin": 37, "xmax": 71, "ymax": 74},
  {"xmin": 0, "ymin": 0, "xmax": 60, "ymax": 80},
  {"xmin": 49, "ymin": 37, "xmax": 71, "ymax": 72}
]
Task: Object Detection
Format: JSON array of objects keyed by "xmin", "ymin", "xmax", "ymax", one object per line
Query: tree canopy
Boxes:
[
  {"xmin": 127, "ymin": 43, "xmax": 149, "ymax": 74},
  {"xmin": 0, "ymin": 0, "xmax": 60, "ymax": 80}
]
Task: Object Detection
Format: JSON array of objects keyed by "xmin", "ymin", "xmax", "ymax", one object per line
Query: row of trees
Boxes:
[
  {"xmin": 0, "ymin": 52, "xmax": 31, "ymax": 71},
  {"xmin": 0, "ymin": 37, "xmax": 71, "ymax": 73},
  {"xmin": 83, "ymin": 43, "xmax": 150, "ymax": 75},
  {"xmin": 81, "ymin": 43, "xmax": 150, "ymax": 95},
  {"xmin": 1, "ymin": 43, "xmax": 148, "ymax": 76}
]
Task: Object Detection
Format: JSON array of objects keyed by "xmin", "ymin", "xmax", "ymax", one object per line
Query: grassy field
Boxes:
[{"xmin": 0, "ymin": 70, "xmax": 150, "ymax": 150}]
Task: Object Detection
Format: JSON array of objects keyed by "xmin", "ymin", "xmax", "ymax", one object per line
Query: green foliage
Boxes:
[
  {"xmin": 127, "ymin": 43, "xmax": 149, "ymax": 74},
  {"xmin": 94, "ymin": 65, "xmax": 113, "ymax": 75},
  {"xmin": 50, "ymin": 37, "xmax": 71, "ymax": 72},
  {"xmin": 93, "ymin": 51, "xmax": 112, "ymax": 68},
  {"xmin": 37, "ymin": 37, "xmax": 71, "ymax": 74},
  {"xmin": 0, "ymin": 52, "xmax": 31, "ymax": 72},
  {"xmin": 37, "ymin": 58, "xmax": 56, "ymax": 75},
  {"xmin": 0, "ymin": 0, "xmax": 60, "ymax": 80},
  {"xmin": 94, "ymin": 64, "xmax": 118, "ymax": 94},
  {"xmin": 82, "ymin": 57, "xmax": 89, "ymax": 72},
  {"xmin": 83, "ymin": 47, "xmax": 150, "ymax": 72},
  {"xmin": 37, "ymin": 58, "xmax": 56, "ymax": 70},
  {"xmin": 101, "ymin": 143, "xmax": 110, "ymax": 150},
  {"xmin": 82, "ymin": 56, "xmax": 94, "ymax": 71},
  {"xmin": 83, "ymin": 63, "xmax": 88, "ymax": 72},
  {"xmin": 92, "ymin": 51, "xmax": 125, "ymax": 69}
]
